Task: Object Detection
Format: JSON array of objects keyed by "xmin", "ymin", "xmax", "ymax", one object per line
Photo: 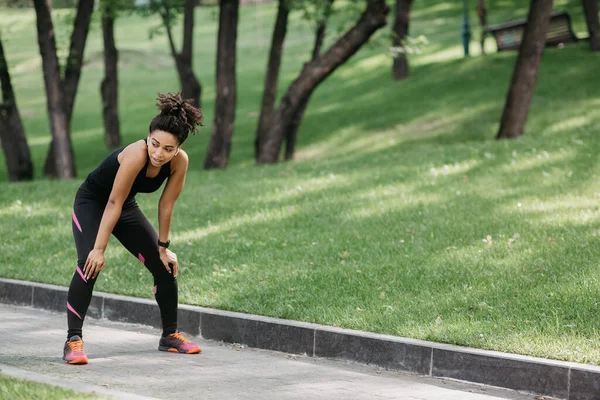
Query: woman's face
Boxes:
[{"xmin": 147, "ymin": 130, "xmax": 180, "ymax": 167}]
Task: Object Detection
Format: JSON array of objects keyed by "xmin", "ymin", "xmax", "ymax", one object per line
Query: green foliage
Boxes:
[
  {"xmin": 0, "ymin": 0, "xmax": 78, "ymax": 8},
  {"xmin": 136, "ymin": 0, "xmax": 185, "ymax": 40},
  {"xmin": 98, "ymin": 0, "xmax": 139, "ymax": 19},
  {"xmin": 0, "ymin": 0, "xmax": 31, "ymax": 8},
  {"xmin": 327, "ymin": 0, "xmax": 365, "ymax": 34},
  {"xmin": 290, "ymin": 0, "xmax": 336, "ymax": 24},
  {"xmin": 51, "ymin": 10, "xmax": 78, "ymax": 72}
]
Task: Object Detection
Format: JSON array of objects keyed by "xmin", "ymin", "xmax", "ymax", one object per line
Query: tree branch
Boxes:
[
  {"xmin": 63, "ymin": 0, "xmax": 94, "ymax": 121},
  {"xmin": 160, "ymin": 0, "xmax": 180, "ymax": 59}
]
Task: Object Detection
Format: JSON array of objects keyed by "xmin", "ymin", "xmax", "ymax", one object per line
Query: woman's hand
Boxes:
[
  {"xmin": 83, "ymin": 248, "xmax": 106, "ymax": 280},
  {"xmin": 159, "ymin": 248, "xmax": 178, "ymax": 277}
]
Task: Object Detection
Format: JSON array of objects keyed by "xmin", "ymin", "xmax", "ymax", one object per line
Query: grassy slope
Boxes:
[
  {"xmin": 1, "ymin": 1, "xmax": 600, "ymax": 363},
  {"xmin": 0, "ymin": 374, "xmax": 100, "ymax": 399}
]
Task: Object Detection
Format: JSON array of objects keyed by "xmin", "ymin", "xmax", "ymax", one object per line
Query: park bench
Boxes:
[{"xmin": 487, "ymin": 10, "xmax": 578, "ymax": 51}]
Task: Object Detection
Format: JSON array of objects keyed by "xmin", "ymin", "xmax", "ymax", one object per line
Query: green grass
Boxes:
[
  {"xmin": 0, "ymin": 374, "xmax": 100, "ymax": 399},
  {"xmin": 1, "ymin": 1, "xmax": 600, "ymax": 364}
]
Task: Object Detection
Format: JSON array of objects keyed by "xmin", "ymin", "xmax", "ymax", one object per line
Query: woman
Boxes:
[{"xmin": 63, "ymin": 92, "xmax": 203, "ymax": 365}]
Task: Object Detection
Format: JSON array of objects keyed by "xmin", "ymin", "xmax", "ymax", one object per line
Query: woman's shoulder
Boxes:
[
  {"xmin": 117, "ymin": 140, "xmax": 148, "ymax": 166},
  {"xmin": 170, "ymin": 149, "xmax": 189, "ymax": 173}
]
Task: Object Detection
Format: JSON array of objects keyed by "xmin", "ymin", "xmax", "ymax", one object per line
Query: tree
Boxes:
[
  {"xmin": 204, "ymin": 0, "xmax": 239, "ymax": 169},
  {"xmin": 284, "ymin": 0, "xmax": 334, "ymax": 160},
  {"xmin": 582, "ymin": 0, "xmax": 600, "ymax": 51},
  {"xmin": 255, "ymin": 0, "xmax": 290, "ymax": 160},
  {"xmin": 392, "ymin": 0, "xmax": 413, "ymax": 80},
  {"xmin": 101, "ymin": 0, "xmax": 122, "ymax": 149},
  {"xmin": 257, "ymin": 0, "xmax": 389, "ymax": 163},
  {"xmin": 34, "ymin": 0, "xmax": 95, "ymax": 178},
  {"xmin": 476, "ymin": 0, "xmax": 487, "ymax": 55},
  {"xmin": 496, "ymin": 0, "xmax": 553, "ymax": 139},
  {"xmin": 0, "ymin": 35, "xmax": 33, "ymax": 182},
  {"xmin": 157, "ymin": 0, "xmax": 202, "ymax": 106}
]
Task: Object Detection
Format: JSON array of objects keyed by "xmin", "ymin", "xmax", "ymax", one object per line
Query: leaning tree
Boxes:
[
  {"xmin": 283, "ymin": 0, "xmax": 335, "ymax": 160},
  {"xmin": 255, "ymin": 0, "xmax": 290, "ymax": 160},
  {"xmin": 257, "ymin": 0, "xmax": 389, "ymax": 164},
  {"xmin": 496, "ymin": 0, "xmax": 553, "ymax": 139}
]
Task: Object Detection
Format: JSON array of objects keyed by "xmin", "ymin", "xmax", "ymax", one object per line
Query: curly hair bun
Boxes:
[
  {"xmin": 150, "ymin": 91, "xmax": 203, "ymax": 144},
  {"xmin": 157, "ymin": 92, "xmax": 203, "ymax": 129}
]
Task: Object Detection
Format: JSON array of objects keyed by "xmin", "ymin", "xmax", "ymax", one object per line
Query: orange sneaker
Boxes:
[
  {"xmin": 63, "ymin": 335, "xmax": 88, "ymax": 365},
  {"xmin": 158, "ymin": 332, "xmax": 202, "ymax": 354}
]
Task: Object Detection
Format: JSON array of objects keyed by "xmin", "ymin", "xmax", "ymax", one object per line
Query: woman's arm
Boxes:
[
  {"xmin": 157, "ymin": 149, "xmax": 189, "ymax": 277},
  {"xmin": 83, "ymin": 143, "xmax": 146, "ymax": 279}
]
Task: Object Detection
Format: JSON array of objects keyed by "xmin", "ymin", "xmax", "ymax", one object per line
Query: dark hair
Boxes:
[{"xmin": 149, "ymin": 92, "xmax": 203, "ymax": 145}]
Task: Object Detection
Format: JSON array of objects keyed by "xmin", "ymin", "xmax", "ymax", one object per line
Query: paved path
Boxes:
[{"xmin": 0, "ymin": 304, "xmax": 550, "ymax": 400}]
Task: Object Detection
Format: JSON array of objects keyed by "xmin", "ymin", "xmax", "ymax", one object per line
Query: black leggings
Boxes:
[{"xmin": 67, "ymin": 190, "xmax": 178, "ymax": 339}]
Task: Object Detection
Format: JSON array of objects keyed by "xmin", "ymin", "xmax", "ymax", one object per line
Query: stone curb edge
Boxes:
[{"xmin": 1, "ymin": 278, "xmax": 599, "ymax": 400}]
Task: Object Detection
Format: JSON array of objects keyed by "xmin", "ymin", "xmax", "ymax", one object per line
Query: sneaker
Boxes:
[
  {"xmin": 63, "ymin": 335, "xmax": 88, "ymax": 365},
  {"xmin": 158, "ymin": 332, "xmax": 202, "ymax": 354}
]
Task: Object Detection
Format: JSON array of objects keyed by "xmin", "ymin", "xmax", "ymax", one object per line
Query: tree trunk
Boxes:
[
  {"xmin": 175, "ymin": 57, "xmax": 201, "ymax": 107},
  {"xmin": 204, "ymin": 0, "xmax": 239, "ymax": 169},
  {"xmin": 63, "ymin": 0, "xmax": 94, "ymax": 121},
  {"xmin": 161, "ymin": 0, "xmax": 202, "ymax": 107},
  {"xmin": 392, "ymin": 0, "xmax": 413, "ymax": 80},
  {"xmin": 496, "ymin": 0, "xmax": 553, "ymax": 139},
  {"xmin": 180, "ymin": 0, "xmax": 202, "ymax": 106},
  {"xmin": 42, "ymin": 0, "xmax": 93, "ymax": 177},
  {"xmin": 477, "ymin": 0, "xmax": 487, "ymax": 54},
  {"xmin": 258, "ymin": 0, "xmax": 389, "ymax": 164},
  {"xmin": 34, "ymin": 0, "xmax": 75, "ymax": 179},
  {"xmin": 101, "ymin": 3, "xmax": 121, "ymax": 149},
  {"xmin": 0, "ymin": 36, "xmax": 33, "ymax": 182},
  {"xmin": 254, "ymin": 0, "xmax": 289, "ymax": 160},
  {"xmin": 582, "ymin": 0, "xmax": 600, "ymax": 51},
  {"xmin": 255, "ymin": 0, "xmax": 289, "ymax": 160},
  {"xmin": 284, "ymin": 0, "xmax": 333, "ymax": 161}
]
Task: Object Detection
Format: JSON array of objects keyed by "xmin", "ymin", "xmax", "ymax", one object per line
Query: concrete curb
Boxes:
[{"xmin": 2, "ymin": 277, "xmax": 599, "ymax": 400}]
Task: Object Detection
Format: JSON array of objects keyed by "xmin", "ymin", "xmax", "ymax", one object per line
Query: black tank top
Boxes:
[{"xmin": 80, "ymin": 140, "xmax": 171, "ymax": 202}]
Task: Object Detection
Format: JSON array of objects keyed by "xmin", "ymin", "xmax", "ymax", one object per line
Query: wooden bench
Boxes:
[{"xmin": 487, "ymin": 10, "xmax": 578, "ymax": 51}]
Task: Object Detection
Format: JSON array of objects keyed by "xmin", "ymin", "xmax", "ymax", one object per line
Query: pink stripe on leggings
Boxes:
[
  {"xmin": 153, "ymin": 285, "xmax": 157, "ymax": 294},
  {"xmin": 76, "ymin": 266, "xmax": 87, "ymax": 282},
  {"xmin": 67, "ymin": 302, "xmax": 82, "ymax": 320},
  {"xmin": 72, "ymin": 211, "xmax": 82, "ymax": 233},
  {"xmin": 138, "ymin": 253, "xmax": 145, "ymax": 264}
]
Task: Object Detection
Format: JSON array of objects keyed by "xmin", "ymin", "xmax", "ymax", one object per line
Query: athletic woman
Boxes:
[{"xmin": 63, "ymin": 92, "xmax": 203, "ymax": 365}]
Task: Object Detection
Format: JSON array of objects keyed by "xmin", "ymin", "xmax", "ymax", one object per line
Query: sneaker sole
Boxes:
[
  {"xmin": 63, "ymin": 357, "xmax": 88, "ymax": 365},
  {"xmin": 158, "ymin": 345, "xmax": 201, "ymax": 354}
]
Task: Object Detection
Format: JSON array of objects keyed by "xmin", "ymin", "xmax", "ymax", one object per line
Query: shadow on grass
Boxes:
[{"xmin": 165, "ymin": 141, "xmax": 600, "ymax": 360}]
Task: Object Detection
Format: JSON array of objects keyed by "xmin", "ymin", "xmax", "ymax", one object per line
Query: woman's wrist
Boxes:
[{"xmin": 157, "ymin": 238, "xmax": 170, "ymax": 249}]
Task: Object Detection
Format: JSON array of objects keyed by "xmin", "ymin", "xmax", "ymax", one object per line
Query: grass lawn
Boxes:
[
  {"xmin": 1, "ymin": 0, "xmax": 600, "ymax": 363},
  {"xmin": 0, "ymin": 374, "xmax": 100, "ymax": 399}
]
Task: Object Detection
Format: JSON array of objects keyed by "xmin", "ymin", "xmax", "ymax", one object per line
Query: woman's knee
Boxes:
[{"xmin": 151, "ymin": 263, "xmax": 176, "ymax": 284}]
